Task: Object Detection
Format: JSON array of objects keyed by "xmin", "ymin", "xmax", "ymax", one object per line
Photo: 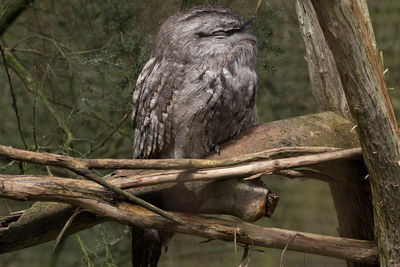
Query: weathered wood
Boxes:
[
  {"xmin": 296, "ymin": 0, "xmax": 350, "ymax": 119},
  {"xmin": 1, "ymin": 145, "xmax": 363, "ymax": 188},
  {"xmin": 0, "ymin": 173, "xmax": 274, "ymax": 253},
  {"xmin": 112, "ymin": 148, "xmax": 362, "ymax": 188},
  {"xmin": 0, "ymin": 175, "xmax": 379, "ymax": 264},
  {"xmin": 310, "ymin": 1, "xmax": 400, "ymax": 266},
  {"xmin": 0, "ymin": 144, "xmax": 359, "ymax": 171},
  {"xmin": 295, "ymin": 2, "xmax": 376, "ymax": 267},
  {"xmin": 0, "ymin": 112, "xmax": 363, "ymax": 255},
  {"xmin": 0, "ymin": 174, "xmax": 275, "ymax": 222}
]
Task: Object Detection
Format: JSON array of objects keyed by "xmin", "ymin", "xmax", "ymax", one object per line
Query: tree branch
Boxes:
[
  {"xmin": 295, "ymin": 3, "xmax": 377, "ymax": 267},
  {"xmin": 4, "ymin": 51, "xmax": 74, "ymax": 146},
  {"xmin": 0, "ymin": 143, "xmax": 363, "ymax": 188},
  {"xmin": 0, "ymin": 174, "xmax": 379, "ymax": 264},
  {"xmin": 0, "ymin": 46, "xmax": 28, "ymax": 148},
  {"xmin": 0, "ymin": 112, "xmax": 365, "ymax": 255},
  {"xmin": 310, "ymin": 1, "xmax": 400, "ymax": 265}
]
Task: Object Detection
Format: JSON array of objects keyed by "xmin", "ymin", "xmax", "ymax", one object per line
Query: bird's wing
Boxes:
[
  {"xmin": 170, "ymin": 63, "xmax": 258, "ymax": 158},
  {"xmin": 132, "ymin": 57, "xmax": 183, "ymax": 159}
]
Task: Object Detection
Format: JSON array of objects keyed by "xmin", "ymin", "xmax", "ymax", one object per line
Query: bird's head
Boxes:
[{"xmin": 152, "ymin": 6, "xmax": 257, "ymax": 62}]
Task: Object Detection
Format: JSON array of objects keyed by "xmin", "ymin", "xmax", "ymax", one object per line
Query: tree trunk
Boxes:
[
  {"xmin": 295, "ymin": 1, "xmax": 376, "ymax": 266},
  {"xmin": 310, "ymin": 0, "xmax": 400, "ymax": 266}
]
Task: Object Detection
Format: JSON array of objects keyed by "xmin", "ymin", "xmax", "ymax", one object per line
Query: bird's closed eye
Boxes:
[
  {"xmin": 211, "ymin": 28, "xmax": 241, "ymax": 37},
  {"xmin": 210, "ymin": 31, "xmax": 227, "ymax": 37},
  {"xmin": 197, "ymin": 28, "xmax": 241, "ymax": 38}
]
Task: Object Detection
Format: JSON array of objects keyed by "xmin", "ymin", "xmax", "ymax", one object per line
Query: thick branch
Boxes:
[
  {"xmin": 0, "ymin": 175, "xmax": 276, "ymax": 253},
  {"xmin": 296, "ymin": 0, "xmax": 349, "ymax": 119},
  {"xmin": 0, "ymin": 175, "xmax": 379, "ymax": 264},
  {"xmin": 0, "ymin": 112, "xmax": 364, "ymax": 254},
  {"xmin": 113, "ymin": 148, "xmax": 362, "ymax": 188}
]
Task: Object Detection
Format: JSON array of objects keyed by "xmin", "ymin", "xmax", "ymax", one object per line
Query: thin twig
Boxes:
[
  {"xmin": 0, "ymin": 46, "xmax": 28, "ymax": 148},
  {"xmin": 72, "ymin": 167, "xmax": 184, "ymax": 225},
  {"xmin": 5, "ymin": 51, "xmax": 74, "ymax": 147},
  {"xmin": 276, "ymin": 169, "xmax": 370, "ymax": 191},
  {"xmin": 32, "ymin": 78, "xmax": 38, "ymax": 150},
  {"xmin": 86, "ymin": 111, "xmax": 131, "ymax": 156},
  {"xmin": 32, "ymin": 47, "xmax": 54, "ymax": 150},
  {"xmin": 82, "ymin": 109, "xmax": 131, "ymax": 138},
  {"xmin": 4, "ymin": 47, "xmax": 44, "ymax": 55},
  {"xmin": 280, "ymin": 233, "xmax": 298, "ymax": 267},
  {"xmin": 238, "ymin": 245, "xmax": 249, "ymax": 267},
  {"xmin": 53, "ymin": 207, "xmax": 82, "ymax": 252}
]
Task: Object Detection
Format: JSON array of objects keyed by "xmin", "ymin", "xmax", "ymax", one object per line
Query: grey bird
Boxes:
[{"xmin": 131, "ymin": 5, "xmax": 258, "ymax": 266}]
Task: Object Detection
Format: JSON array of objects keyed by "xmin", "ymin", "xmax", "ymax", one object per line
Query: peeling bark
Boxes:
[
  {"xmin": 295, "ymin": 2, "xmax": 376, "ymax": 266},
  {"xmin": 310, "ymin": 1, "xmax": 400, "ymax": 265}
]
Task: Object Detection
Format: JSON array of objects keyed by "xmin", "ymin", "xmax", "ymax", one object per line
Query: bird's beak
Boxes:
[{"xmin": 241, "ymin": 18, "xmax": 256, "ymax": 32}]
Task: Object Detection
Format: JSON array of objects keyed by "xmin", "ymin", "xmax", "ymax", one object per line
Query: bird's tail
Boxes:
[{"xmin": 131, "ymin": 228, "xmax": 172, "ymax": 267}]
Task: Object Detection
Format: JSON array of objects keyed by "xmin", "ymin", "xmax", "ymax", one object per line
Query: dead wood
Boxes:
[
  {"xmin": 310, "ymin": 1, "xmax": 400, "ymax": 265},
  {"xmin": 0, "ymin": 111, "xmax": 366, "ymax": 256},
  {"xmin": 295, "ymin": 2, "xmax": 377, "ymax": 267},
  {"xmin": 0, "ymin": 174, "xmax": 378, "ymax": 264}
]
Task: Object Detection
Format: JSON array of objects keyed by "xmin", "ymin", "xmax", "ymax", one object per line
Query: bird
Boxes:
[{"xmin": 131, "ymin": 5, "xmax": 258, "ymax": 266}]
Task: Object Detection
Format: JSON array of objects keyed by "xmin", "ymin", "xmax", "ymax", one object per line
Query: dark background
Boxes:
[{"xmin": 0, "ymin": 0, "xmax": 398, "ymax": 266}]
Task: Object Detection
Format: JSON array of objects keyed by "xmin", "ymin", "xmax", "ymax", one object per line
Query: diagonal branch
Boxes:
[{"xmin": 70, "ymin": 167, "xmax": 184, "ymax": 224}]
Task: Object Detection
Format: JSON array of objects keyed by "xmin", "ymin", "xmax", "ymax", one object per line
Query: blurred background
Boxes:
[{"xmin": 0, "ymin": 0, "xmax": 398, "ymax": 266}]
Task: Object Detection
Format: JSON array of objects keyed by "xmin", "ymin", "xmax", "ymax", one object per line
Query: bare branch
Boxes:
[
  {"xmin": 0, "ymin": 46, "xmax": 28, "ymax": 148},
  {"xmin": 71, "ymin": 168, "xmax": 184, "ymax": 225},
  {"xmin": 0, "ymin": 174, "xmax": 379, "ymax": 264},
  {"xmin": 0, "ymin": 143, "xmax": 364, "ymax": 189},
  {"xmin": 0, "ymin": 112, "xmax": 364, "ymax": 255},
  {"xmin": 4, "ymin": 51, "xmax": 74, "ymax": 146},
  {"xmin": 0, "ymin": 143, "xmax": 361, "ymax": 171}
]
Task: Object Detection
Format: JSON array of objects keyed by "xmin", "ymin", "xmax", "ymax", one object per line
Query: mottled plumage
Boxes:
[
  {"xmin": 131, "ymin": 5, "xmax": 258, "ymax": 267},
  {"xmin": 132, "ymin": 5, "xmax": 258, "ymax": 159}
]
